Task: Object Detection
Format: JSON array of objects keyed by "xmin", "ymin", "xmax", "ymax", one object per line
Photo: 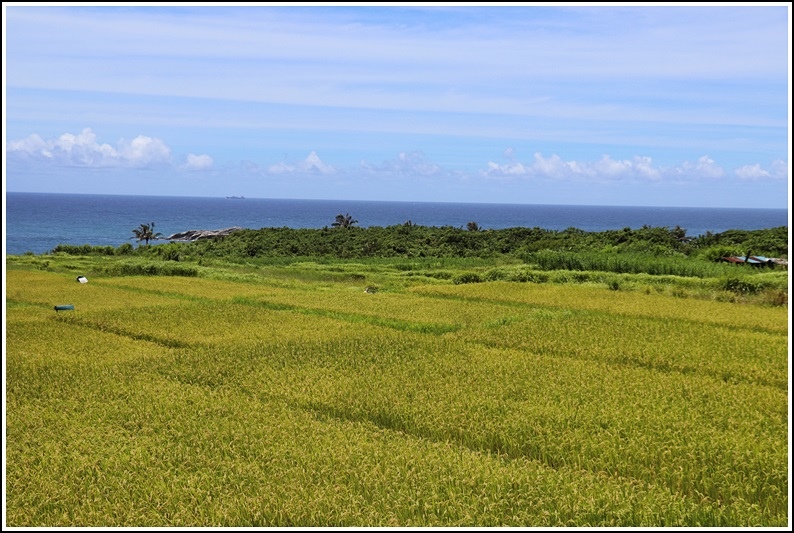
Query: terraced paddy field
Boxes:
[{"xmin": 5, "ymin": 267, "xmax": 790, "ymax": 526}]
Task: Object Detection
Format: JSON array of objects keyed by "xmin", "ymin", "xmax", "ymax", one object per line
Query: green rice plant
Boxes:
[
  {"xmin": 412, "ymin": 282, "xmax": 788, "ymax": 334},
  {"xmin": 9, "ymin": 359, "xmax": 748, "ymax": 526},
  {"xmin": 462, "ymin": 306, "xmax": 786, "ymax": 389},
  {"xmin": 5, "ymin": 265, "xmax": 788, "ymax": 526},
  {"xmin": 5, "ymin": 271, "xmax": 190, "ymax": 312},
  {"xmin": 230, "ymin": 332, "xmax": 786, "ymax": 523}
]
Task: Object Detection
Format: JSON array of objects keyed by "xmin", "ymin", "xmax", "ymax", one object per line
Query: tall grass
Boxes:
[
  {"xmin": 525, "ymin": 250, "xmax": 766, "ymax": 278},
  {"xmin": 98, "ymin": 261, "xmax": 199, "ymax": 277}
]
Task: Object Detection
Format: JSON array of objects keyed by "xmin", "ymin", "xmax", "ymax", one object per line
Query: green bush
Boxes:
[
  {"xmin": 50, "ymin": 244, "xmax": 118, "ymax": 256},
  {"xmin": 156, "ymin": 243, "xmax": 183, "ymax": 262},
  {"xmin": 116, "ymin": 243, "xmax": 134, "ymax": 255},
  {"xmin": 100, "ymin": 261, "xmax": 199, "ymax": 277},
  {"xmin": 483, "ymin": 268, "xmax": 508, "ymax": 281},
  {"xmin": 696, "ymin": 245, "xmax": 741, "ymax": 262},
  {"xmin": 720, "ymin": 276, "xmax": 761, "ymax": 294},
  {"xmin": 452, "ymin": 272, "xmax": 483, "ymax": 284}
]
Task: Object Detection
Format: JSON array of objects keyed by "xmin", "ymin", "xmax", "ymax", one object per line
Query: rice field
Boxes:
[{"xmin": 4, "ymin": 267, "xmax": 790, "ymax": 526}]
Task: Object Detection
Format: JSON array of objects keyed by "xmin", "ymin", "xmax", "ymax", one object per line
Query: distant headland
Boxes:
[{"xmin": 167, "ymin": 227, "xmax": 244, "ymax": 241}]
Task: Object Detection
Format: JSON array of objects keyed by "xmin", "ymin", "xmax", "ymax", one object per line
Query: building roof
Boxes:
[{"xmin": 720, "ymin": 256, "xmax": 786, "ymax": 265}]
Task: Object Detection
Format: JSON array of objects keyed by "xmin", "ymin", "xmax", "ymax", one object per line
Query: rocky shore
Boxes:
[{"xmin": 166, "ymin": 227, "xmax": 244, "ymax": 241}]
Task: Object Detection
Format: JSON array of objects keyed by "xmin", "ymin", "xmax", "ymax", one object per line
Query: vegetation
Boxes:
[
  {"xmin": 331, "ymin": 213, "xmax": 359, "ymax": 229},
  {"xmin": 131, "ymin": 222, "xmax": 164, "ymax": 247},
  {"xmin": 38, "ymin": 224, "xmax": 788, "ymax": 305},
  {"xmin": 466, "ymin": 221, "xmax": 481, "ymax": 232},
  {"xmin": 48, "ymin": 224, "xmax": 786, "ymax": 261},
  {"xmin": 5, "ymin": 223, "xmax": 789, "ymax": 526}
]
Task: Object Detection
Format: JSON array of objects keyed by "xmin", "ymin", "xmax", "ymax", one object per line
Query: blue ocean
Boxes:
[{"xmin": 4, "ymin": 192, "xmax": 789, "ymax": 256}]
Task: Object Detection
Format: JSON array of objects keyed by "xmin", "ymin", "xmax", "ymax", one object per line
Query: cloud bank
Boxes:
[
  {"xmin": 5, "ymin": 130, "xmax": 788, "ymax": 190},
  {"xmin": 5, "ymin": 128, "xmax": 213, "ymax": 170},
  {"xmin": 484, "ymin": 152, "xmax": 785, "ymax": 184},
  {"xmin": 360, "ymin": 151, "xmax": 443, "ymax": 177}
]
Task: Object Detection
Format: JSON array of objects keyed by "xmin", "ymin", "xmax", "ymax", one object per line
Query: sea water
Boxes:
[{"xmin": 4, "ymin": 192, "xmax": 789, "ymax": 256}]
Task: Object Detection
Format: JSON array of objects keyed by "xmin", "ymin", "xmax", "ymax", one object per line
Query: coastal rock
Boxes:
[{"xmin": 167, "ymin": 227, "xmax": 244, "ymax": 241}]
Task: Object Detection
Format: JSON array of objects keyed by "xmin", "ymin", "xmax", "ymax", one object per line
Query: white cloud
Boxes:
[
  {"xmin": 266, "ymin": 162, "xmax": 293, "ymax": 175},
  {"xmin": 630, "ymin": 156, "xmax": 662, "ymax": 181},
  {"xmin": 184, "ymin": 153, "xmax": 214, "ymax": 170},
  {"xmin": 487, "ymin": 152, "xmax": 664, "ymax": 182},
  {"xmin": 486, "ymin": 153, "xmax": 574, "ymax": 180},
  {"xmin": 50, "ymin": 128, "xmax": 119, "ymax": 166},
  {"xmin": 360, "ymin": 150, "xmax": 442, "ymax": 177},
  {"xmin": 586, "ymin": 155, "xmax": 661, "ymax": 181},
  {"xmin": 55, "ymin": 128, "xmax": 108, "ymax": 153},
  {"xmin": 531, "ymin": 153, "xmax": 581, "ymax": 180},
  {"xmin": 118, "ymin": 135, "xmax": 171, "ymax": 166},
  {"xmin": 736, "ymin": 159, "xmax": 790, "ymax": 181},
  {"xmin": 593, "ymin": 156, "xmax": 630, "ymax": 178},
  {"xmin": 267, "ymin": 151, "xmax": 335, "ymax": 175},
  {"xmin": 6, "ymin": 128, "xmax": 173, "ymax": 168},
  {"xmin": 735, "ymin": 163, "xmax": 772, "ymax": 181},
  {"xmin": 769, "ymin": 159, "xmax": 788, "ymax": 179},
  {"xmin": 6, "ymin": 133, "xmax": 50, "ymax": 157},
  {"xmin": 665, "ymin": 155, "xmax": 724, "ymax": 180},
  {"xmin": 483, "ymin": 152, "xmax": 747, "ymax": 184},
  {"xmin": 303, "ymin": 151, "xmax": 335, "ymax": 174},
  {"xmin": 485, "ymin": 160, "xmax": 528, "ymax": 177}
]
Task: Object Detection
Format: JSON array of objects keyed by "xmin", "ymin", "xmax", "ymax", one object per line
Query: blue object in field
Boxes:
[{"xmin": 54, "ymin": 304, "xmax": 75, "ymax": 312}]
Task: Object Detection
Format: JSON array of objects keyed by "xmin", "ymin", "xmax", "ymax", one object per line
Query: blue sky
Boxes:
[{"xmin": 3, "ymin": 3, "xmax": 791, "ymax": 208}]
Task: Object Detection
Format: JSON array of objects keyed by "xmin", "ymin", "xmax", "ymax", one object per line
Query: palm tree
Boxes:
[
  {"xmin": 331, "ymin": 213, "xmax": 358, "ymax": 229},
  {"xmin": 131, "ymin": 222, "xmax": 164, "ymax": 247},
  {"xmin": 466, "ymin": 221, "xmax": 481, "ymax": 232}
]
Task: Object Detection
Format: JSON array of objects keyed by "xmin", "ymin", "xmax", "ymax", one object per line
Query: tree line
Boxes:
[{"xmin": 51, "ymin": 222, "xmax": 788, "ymax": 262}]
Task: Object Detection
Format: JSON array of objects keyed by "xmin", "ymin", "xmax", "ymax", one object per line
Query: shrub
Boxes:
[
  {"xmin": 697, "ymin": 245, "xmax": 742, "ymax": 262},
  {"xmin": 156, "ymin": 244, "xmax": 183, "ymax": 262},
  {"xmin": 483, "ymin": 268, "xmax": 507, "ymax": 281},
  {"xmin": 452, "ymin": 272, "xmax": 483, "ymax": 284},
  {"xmin": 720, "ymin": 277, "xmax": 761, "ymax": 294},
  {"xmin": 49, "ymin": 244, "xmax": 117, "ymax": 256},
  {"xmin": 759, "ymin": 289, "xmax": 788, "ymax": 307},
  {"xmin": 419, "ymin": 271, "xmax": 454, "ymax": 280},
  {"xmin": 512, "ymin": 271, "xmax": 549, "ymax": 283},
  {"xmin": 51, "ymin": 244, "xmax": 91, "ymax": 255},
  {"xmin": 100, "ymin": 261, "xmax": 199, "ymax": 277},
  {"xmin": 116, "ymin": 243, "xmax": 134, "ymax": 255}
]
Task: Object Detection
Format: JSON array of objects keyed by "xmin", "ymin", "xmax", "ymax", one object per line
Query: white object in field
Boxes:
[{"xmin": 76, "ymin": 276, "xmax": 88, "ymax": 283}]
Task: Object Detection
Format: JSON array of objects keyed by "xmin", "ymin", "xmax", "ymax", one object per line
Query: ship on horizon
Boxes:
[{"xmin": 225, "ymin": 195, "xmax": 245, "ymax": 199}]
